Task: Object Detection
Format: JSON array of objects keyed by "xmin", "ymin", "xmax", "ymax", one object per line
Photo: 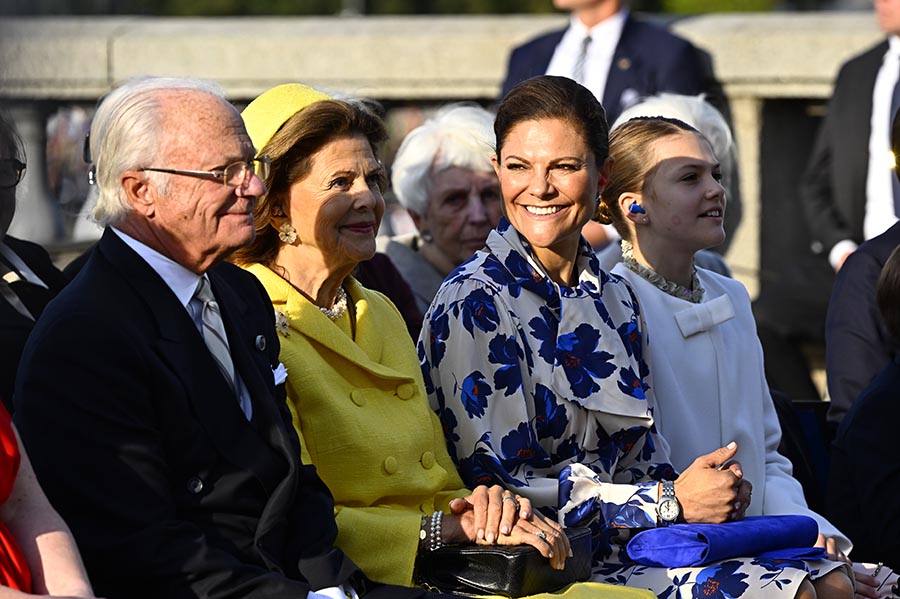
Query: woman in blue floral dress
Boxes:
[{"xmin": 418, "ymin": 76, "xmax": 850, "ymax": 599}]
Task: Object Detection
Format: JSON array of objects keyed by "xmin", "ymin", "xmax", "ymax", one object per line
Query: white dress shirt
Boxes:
[
  {"xmin": 111, "ymin": 227, "xmax": 253, "ymax": 420},
  {"xmin": 833, "ymin": 34, "xmax": 900, "ymax": 268},
  {"xmin": 545, "ymin": 9, "xmax": 628, "ymax": 106}
]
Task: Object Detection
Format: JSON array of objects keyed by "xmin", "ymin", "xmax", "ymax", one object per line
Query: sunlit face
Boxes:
[
  {"xmin": 417, "ymin": 166, "xmax": 501, "ymax": 269},
  {"xmin": 876, "ymin": 0, "xmax": 900, "ymax": 36},
  {"xmin": 143, "ymin": 92, "xmax": 263, "ymax": 273},
  {"xmin": 493, "ymin": 118, "xmax": 600, "ymax": 264},
  {"xmin": 640, "ymin": 131, "xmax": 726, "ymax": 254},
  {"xmin": 282, "ymin": 134, "xmax": 385, "ymax": 276}
]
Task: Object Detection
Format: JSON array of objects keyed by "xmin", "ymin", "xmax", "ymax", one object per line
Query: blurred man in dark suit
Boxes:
[
  {"xmin": 824, "ymin": 106, "xmax": 900, "ymax": 430},
  {"xmin": 801, "ymin": 0, "xmax": 900, "ymax": 273},
  {"xmin": 0, "ymin": 113, "xmax": 67, "ymax": 413},
  {"xmin": 500, "ymin": 0, "xmax": 711, "ymax": 125}
]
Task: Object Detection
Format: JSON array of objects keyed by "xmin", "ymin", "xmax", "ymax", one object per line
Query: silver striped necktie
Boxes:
[
  {"xmin": 573, "ymin": 35, "xmax": 592, "ymax": 84},
  {"xmin": 192, "ymin": 277, "xmax": 239, "ymax": 397}
]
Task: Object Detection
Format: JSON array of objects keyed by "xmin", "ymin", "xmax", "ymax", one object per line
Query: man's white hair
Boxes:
[
  {"xmin": 89, "ymin": 76, "xmax": 226, "ymax": 225},
  {"xmin": 391, "ymin": 103, "xmax": 495, "ymax": 216}
]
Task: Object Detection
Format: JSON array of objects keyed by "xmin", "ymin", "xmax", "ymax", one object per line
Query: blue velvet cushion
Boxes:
[{"xmin": 625, "ymin": 515, "xmax": 827, "ymax": 567}]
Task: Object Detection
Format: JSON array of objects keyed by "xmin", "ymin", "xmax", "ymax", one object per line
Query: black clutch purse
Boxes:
[{"xmin": 414, "ymin": 527, "xmax": 592, "ymax": 598}]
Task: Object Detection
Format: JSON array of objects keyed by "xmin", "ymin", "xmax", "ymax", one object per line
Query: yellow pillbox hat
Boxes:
[{"xmin": 241, "ymin": 83, "xmax": 332, "ymax": 155}]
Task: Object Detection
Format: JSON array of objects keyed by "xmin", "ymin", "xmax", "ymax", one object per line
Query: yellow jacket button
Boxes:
[
  {"xmin": 383, "ymin": 456, "xmax": 399, "ymax": 474},
  {"xmin": 350, "ymin": 390, "xmax": 366, "ymax": 407},
  {"xmin": 421, "ymin": 451, "xmax": 435, "ymax": 469},
  {"xmin": 396, "ymin": 383, "xmax": 415, "ymax": 400}
]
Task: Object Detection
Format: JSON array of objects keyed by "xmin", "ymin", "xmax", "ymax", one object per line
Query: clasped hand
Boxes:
[
  {"xmin": 442, "ymin": 484, "xmax": 571, "ymax": 570},
  {"xmin": 674, "ymin": 441, "xmax": 753, "ymax": 524}
]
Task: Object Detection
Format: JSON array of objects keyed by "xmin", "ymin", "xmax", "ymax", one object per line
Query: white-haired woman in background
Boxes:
[
  {"xmin": 594, "ymin": 93, "xmax": 740, "ymax": 276},
  {"xmin": 379, "ymin": 103, "xmax": 503, "ymax": 314}
]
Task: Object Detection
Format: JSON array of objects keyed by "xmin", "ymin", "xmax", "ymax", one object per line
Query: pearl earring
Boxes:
[
  {"xmin": 278, "ymin": 222, "xmax": 298, "ymax": 244},
  {"xmin": 642, "ymin": 216, "xmax": 649, "ymax": 224}
]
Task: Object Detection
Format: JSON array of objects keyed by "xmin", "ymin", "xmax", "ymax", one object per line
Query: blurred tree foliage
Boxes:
[
  {"xmin": 0, "ymin": 0, "xmax": 791, "ymax": 15},
  {"xmin": 662, "ymin": 0, "xmax": 775, "ymax": 11},
  {"xmin": 157, "ymin": 0, "xmax": 560, "ymax": 15}
]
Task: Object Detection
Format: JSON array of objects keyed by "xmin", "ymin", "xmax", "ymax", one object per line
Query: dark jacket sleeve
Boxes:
[
  {"xmin": 13, "ymin": 303, "xmax": 314, "ymax": 599},
  {"xmin": 825, "ymin": 248, "xmax": 893, "ymax": 426},
  {"xmin": 800, "ymin": 103, "xmax": 846, "ymax": 256}
]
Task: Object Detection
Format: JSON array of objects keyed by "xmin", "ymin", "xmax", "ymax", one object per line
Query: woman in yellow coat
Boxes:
[{"xmin": 232, "ymin": 83, "xmax": 651, "ymax": 599}]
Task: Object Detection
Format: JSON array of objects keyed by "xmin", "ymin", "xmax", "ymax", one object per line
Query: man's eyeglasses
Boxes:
[
  {"xmin": 0, "ymin": 159, "xmax": 26, "ymax": 189},
  {"xmin": 140, "ymin": 156, "xmax": 271, "ymax": 189}
]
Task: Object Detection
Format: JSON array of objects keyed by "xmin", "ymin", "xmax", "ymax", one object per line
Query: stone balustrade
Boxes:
[{"xmin": 0, "ymin": 13, "xmax": 885, "ymax": 294}]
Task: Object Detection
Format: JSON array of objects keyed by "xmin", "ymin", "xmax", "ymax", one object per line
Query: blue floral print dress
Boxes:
[{"xmin": 418, "ymin": 219, "xmax": 845, "ymax": 598}]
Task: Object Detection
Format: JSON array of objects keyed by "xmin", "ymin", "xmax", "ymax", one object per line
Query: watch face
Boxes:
[{"xmin": 659, "ymin": 499, "xmax": 680, "ymax": 522}]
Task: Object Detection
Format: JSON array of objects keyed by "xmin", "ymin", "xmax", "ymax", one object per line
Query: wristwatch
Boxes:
[{"xmin": 657, "ymin": 480, "xmax": 681, "ymax": 526}]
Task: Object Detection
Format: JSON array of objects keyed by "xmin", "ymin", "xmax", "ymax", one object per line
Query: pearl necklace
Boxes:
[
  {"xmin": 621, "ymin": 240, "xmax": 704, "ymax": 304},
  {"xmin": 319, "ymin": 286, "xmax": 348, "ymax": 320}
]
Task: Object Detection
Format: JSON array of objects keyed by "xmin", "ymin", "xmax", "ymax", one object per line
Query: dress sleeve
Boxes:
[{"xmin": 420, "ymin": 278, "xmax": 667, "ymax": 534}]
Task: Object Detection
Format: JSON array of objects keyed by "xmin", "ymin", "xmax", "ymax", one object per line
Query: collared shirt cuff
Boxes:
[
  {"xmin": 828, "ymin": 239, "xmax": 858, "ymax": 271},
  {"xmin": 308, "ymin": 584, "xmax": 360, "ymax": 599}
]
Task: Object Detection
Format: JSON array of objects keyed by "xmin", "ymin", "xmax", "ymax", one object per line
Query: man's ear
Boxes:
[{"xmin": 121, "ymin": 171, "xmax": 155, "ymax": 217}]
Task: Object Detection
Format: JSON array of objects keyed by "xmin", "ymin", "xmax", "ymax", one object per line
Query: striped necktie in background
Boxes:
[{"xmin": 573, "ymin": 35, "xmax": 592, "ymax": 85}]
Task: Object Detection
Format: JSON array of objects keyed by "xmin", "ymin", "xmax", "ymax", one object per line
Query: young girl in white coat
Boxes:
[{"xmin": 597, "ymin": 116, "xmax": 856, "ymax": 599}]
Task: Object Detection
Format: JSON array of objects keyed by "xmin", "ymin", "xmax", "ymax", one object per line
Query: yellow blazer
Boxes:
[
  {"xmin": 247, "ymin": 264, "xmax": 468, "ymax": 585},
  {"xmin": 246, "ymin": 264, "xmax": 653, "ymax": 599}
]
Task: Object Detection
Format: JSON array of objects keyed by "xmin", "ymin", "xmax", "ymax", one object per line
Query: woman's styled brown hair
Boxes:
[
  {"xmin": 596, "ymin": 116, "xmax": 700, "ymax": 237},
  {"xmin": 494, "ymin": 75, "xmax": 610, "ymax": 168},
  {"xmin": 230, "ymin": 99, "xmax": 388, "ymax": 267}
]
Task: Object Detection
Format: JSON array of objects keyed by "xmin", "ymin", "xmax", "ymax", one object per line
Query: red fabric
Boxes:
[{"xmin": 0, "ymin": 405, "xmax": 31, "ymax": 591}]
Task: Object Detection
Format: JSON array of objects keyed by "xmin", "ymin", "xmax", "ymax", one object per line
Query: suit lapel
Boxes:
[
  {"xmin": 604, "ymin": 14, "xmax": 639, "ymax": 120},
  {"xmin": 99, "ymin": 230, "xmax": 288, "ymax": 494},
  {"xmin": 535, "ymin": 29, "xmax": 566, "ymax": 77},
  {"xmin": 209, "ymin": 269, "xmax": 296, "ymax": 453}
]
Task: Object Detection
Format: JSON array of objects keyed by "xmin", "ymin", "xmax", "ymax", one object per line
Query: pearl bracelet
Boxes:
[{"xmin": 419, "ymin": 510, "xmax": 444, "ymax": 552}]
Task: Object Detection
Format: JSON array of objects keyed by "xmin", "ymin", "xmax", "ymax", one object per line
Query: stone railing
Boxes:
[{"xmin": 0, "ymin": 13, "xmax": 884, "ymax": 293}]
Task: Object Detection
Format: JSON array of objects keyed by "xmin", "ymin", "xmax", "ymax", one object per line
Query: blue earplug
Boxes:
[{"xmin": 629, "ymin": 203, "xmax": 646, "ymax": 214}]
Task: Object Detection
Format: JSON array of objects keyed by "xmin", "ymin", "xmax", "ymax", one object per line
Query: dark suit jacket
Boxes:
[
  {"xmin": 825, "ymin": 221, "xmax": 900, "ymax": 427},
  {"xmin": 801, "ymin": 40, "xmax": 887, "ymax": 257},
  {"xmin": 827, "ymin": 354, "xmax": 900, "ymax": 569},
  {"xmin": 0, "ymin": 235, "xmax": 67, "ymax": 412},
  {"xmin": 12, "ymin": 229, "xmax": 444, "ymax": 599},
  {"xmin": 500, "ymin": 14, "xmax": 709, "ymax": 124}
]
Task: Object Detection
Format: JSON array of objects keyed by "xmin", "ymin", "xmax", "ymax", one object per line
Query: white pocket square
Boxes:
[{"xmin": 273, "ymin": 362, "xmax": 288, "ymax": 386}]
